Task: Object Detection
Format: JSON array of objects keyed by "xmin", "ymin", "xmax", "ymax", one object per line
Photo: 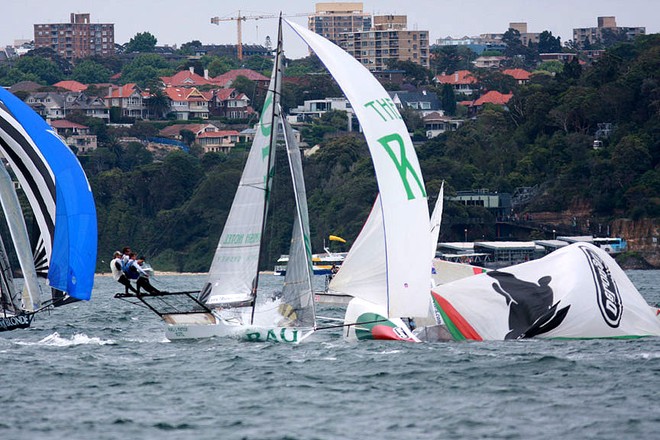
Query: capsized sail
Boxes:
[
  {"xmin": 286, "ymin": 20, "xmax": 431, "ymax": 318},
  {"xmin": 432, "ymin": 242, "xmax": 660, "ymax": 340},
  {"xmin": 0, "ymin": 87, "xmax": 96, "ymax": 301},
  {"xmin": 278, "ymin": 117, "xmax": 316, "ymax": 329},
  {"xmin": 201, "ymin": 19, "xmax": 283, "ymax": 308}
]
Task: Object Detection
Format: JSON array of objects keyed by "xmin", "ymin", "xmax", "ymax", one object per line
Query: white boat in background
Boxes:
[
  {"xmin": 273, "ymin": 246, "xmax": 347, "ymax": 276},
  {"xmin": 285, "ymin": 20, "xmax": 432, "ymax": 342}
]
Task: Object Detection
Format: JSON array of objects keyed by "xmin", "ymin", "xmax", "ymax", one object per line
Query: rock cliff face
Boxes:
[{"xmin": 611, "ymin": 219, "xmax": 660, "ymax": 268}]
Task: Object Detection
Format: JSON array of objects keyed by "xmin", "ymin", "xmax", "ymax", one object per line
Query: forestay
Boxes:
[
  {"xmin": 202, "ymin": 25, "xmax": 282, "ymax": 307},
  {"xmin": 432, "ymin": 242, "xmax": 660, "ymax": 340},
  {"xmin": 286, "ymin": 20, "xmax": 431, "ymax": 318},
  {"xmin": 279, "ymin": 117, "xmax": 316, "ymax": 328},
  {"xmin": 0, "ymin": 88, "xmax": 96, "ymax": 301}
]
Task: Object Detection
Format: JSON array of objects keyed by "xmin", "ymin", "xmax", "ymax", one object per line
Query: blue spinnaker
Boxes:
[{"xmin": 0, "ymin": 88, "xmax": 97, "ymax": 300}]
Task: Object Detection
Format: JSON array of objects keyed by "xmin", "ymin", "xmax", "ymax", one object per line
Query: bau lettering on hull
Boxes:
[{"xmin": 244, "ymin": 327, "xmax": 300, "ymax": 343}]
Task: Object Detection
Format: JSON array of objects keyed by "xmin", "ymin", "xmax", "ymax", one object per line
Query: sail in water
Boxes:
[
  {"xmin": 0, "ymin": 87, "xmax": 97, "ymax": 306},
  {"xmin": 285, "ymin": 20, "xmax": 431, "ymax": 341},
  {"xmin": 431, "ymin": 242, "xmax": 660, "ymax": 341}
]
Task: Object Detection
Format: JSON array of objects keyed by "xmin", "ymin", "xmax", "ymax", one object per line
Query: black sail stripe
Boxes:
[{"xmin": 0, "ymin": 115, "xmax": 56, "ymax": 254}]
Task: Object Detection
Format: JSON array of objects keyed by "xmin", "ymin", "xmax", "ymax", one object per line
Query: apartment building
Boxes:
[
  {"xmin": 573, "ymin": 16, "xmax": 645, "ymax": 48},
  {"xmin": 34, "ymin": 13, "xmax": 114, "ymax": 61},
  {"xmin": 338, "ymin": 15, "xmax": 429, "ymax": 71},
  {"xmin": 308, "ymin": 2, "xmax": 371, "ymax": 44}
]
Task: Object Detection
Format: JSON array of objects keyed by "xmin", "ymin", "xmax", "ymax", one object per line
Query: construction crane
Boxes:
[{"xmin": 211, "ymin": 11, "xmax": 308, "ymax": 60}]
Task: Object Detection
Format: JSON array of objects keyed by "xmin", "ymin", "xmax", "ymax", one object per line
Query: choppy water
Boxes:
[{"xmin": 2, "ymin": 271, "xmax": 660, "ymax": 440}]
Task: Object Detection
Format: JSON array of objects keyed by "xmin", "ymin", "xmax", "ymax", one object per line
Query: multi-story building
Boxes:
[
  {"xmin": 573, "ymin": 16, "xmax": 645, "ymax": 48},
  {"xmin": 338, "ymin": 15, "xmax": 429, "ymax": 71},
  {"xmin": 308, "ymin": 2, "xmax": 371, "ymax": 44},
  {"xmin": 34, "ymin": 13, "xmax": 114, "ymax": 61}
]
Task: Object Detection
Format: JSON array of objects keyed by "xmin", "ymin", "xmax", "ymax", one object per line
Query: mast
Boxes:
[{"xmin": 250, "ymin": 15, "xmax": 283, "ymax": 324}]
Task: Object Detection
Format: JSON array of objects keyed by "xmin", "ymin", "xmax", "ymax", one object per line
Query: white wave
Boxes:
[{"xmin": 17, "ymin": 332, "xmax": 115, "ymax": 346}]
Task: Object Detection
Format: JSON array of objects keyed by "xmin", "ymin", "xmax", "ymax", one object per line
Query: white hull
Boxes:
[{"xmin": 165, "ymin": 315, "xmax": 314, "ymax": 343}]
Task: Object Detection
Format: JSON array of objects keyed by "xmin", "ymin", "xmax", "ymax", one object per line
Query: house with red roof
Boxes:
[
  {"xmin": 434, "ymin": 70, "xmax": 478, "ymax": 96},
  {"xmin": 158, "ymin": 123, "xmax": 218, "ymax": 140},
  {"xmin": 105, "ymin": 83, "xmax": 147, "ymax": 119},
  {"xmin": 461, "ymin": 90, "xmax": 513, "ymax": 116},
  {"xmin": 211, "ymin": 88, "xmax": 252, "ymax": 119},
  {"xmin": 163, "ymin": 87, "xmax": 210, "ymax": 120},
  {"xmin": 54, "ymin": 80, "xmax": 88, "ymax": 92},
  {"xmin": 161, "ymin": 67, "xmax": 214, "ymax": 88},
  {"xmin": 502, "ymin": 68, "xmax": 531, "ymax": 85},
  {"xmin": 212, "ymin": 69, "xmax": 270, "ymax": 89},
  {"xmin": 49, "ymin": 119, "xmax": 97, "ymax": 153},
  {"xmin": 197, "ymin": 130, "xmax": 242, "ymax": 153}
]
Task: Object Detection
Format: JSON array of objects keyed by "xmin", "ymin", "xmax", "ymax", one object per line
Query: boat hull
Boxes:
[
  {"xmin": 0, "ymin": 313, "xmax": 33, "ymax": 332},
  {"xmin": 165, "ymin": 317, "xmax": 313, "ymax": 343}
]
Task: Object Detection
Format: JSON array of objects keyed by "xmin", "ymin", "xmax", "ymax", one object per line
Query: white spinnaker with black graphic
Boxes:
[
  {"xmin": 0, "ymin": 162, "xmax": 41, "ymax": 310},
  {"xmin": 431, "ymin": 242, "xmax": 660, "ymax": 340},
  {"xmin": 286, "ymin": 20, "xmax": 431, "ymax": 318}
]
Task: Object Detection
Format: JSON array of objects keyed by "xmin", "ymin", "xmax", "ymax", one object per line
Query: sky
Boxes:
[{"xmin": 3, "ymin": 0, "xmax": 659, "ymax": 59}]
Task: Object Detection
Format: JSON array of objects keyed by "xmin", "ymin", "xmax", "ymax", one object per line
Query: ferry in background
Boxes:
[{"xmin": 274, "ymin": 235, "xmax": 347, "ymax": 276}]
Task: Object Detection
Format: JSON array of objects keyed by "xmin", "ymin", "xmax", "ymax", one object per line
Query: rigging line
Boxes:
[{"xmin": 314, "ymin": 318, "xmax": 390, "ymax": 331}]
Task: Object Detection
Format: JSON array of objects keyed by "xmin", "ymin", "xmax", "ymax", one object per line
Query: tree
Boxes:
[
  {"xmin": 14, "ymin": 55, "xmax": 64, "ymax": 84},
  {"xmin": 121, "ymin": 53, "xmax": 173, "ymax": 89},
  {"xmin": 179, "ymin": 129, "xmax": 196, "ymax": 146},
  {"xmin": 386, "ymin": 60, "xmax": 433, "ymax": 86},
  {"xmin": 124, "ymin": 32, "xmax": 158, "ymax": 53},
  {"xmin": 146, "ymin": 88, "xmax": 170, "ymax": 119},
  {"xmin": 430, "ymin": 45, "xmax": 477, "ymax": 74},
  {"xmin": 179, "ymin": 40, "xmax": 203, "ymax": 55},
  {"xmin": 538, "ymin": 31, "xmax": 562, "ymax": 54},
  {"xmin": 72, "ymin": 59, "xmax": 111, "ymax": 84},
  {"xmin": 441, "ymin": 83, "xmax": 457, "ymax": 115},
  {"xmin": 204, "ymin": 56, "xmax": 237, "ymax": 77}
]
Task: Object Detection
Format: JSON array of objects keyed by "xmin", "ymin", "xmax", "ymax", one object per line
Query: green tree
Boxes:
[
  {"xmin": 538, "ymin": 31, "xmax": 562, "ymax": 53},
  {"xmin": 441, "ymin": 83, "xmax": 457, "ymax": 115},
  {"xmin": 146, "ymin": 88, "xmax": 171, "ymax": 119},
  {"xmin": 72, "ymin": 59, "xmax": 111, "ymax": 84},
  {"xmin": 14, "ymin": 55, "xmax": 64, "ymax": 84},
  {"xmin": 179, "ymin": 40, "xmax": 203, "ymax": 55},
  {"xmin": 124, "ymin": 32, "xmax": 158, "ymax": 53},
  {"xmin": 121, "ymin": 53, "xmax": 173, "ymax": 89}
]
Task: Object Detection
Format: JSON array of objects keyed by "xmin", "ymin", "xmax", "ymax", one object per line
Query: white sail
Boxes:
[
  {"xmin": 286, "ymin": 20, "xmax": 431, "ymax": 318},
  {"xmin": 202, "ymin": 32, "xmax": 283, "ymax": 307},
  {"xmin": 429, "ymin": 181, "xmax": 444, "ymax": 261},
  {"xmin": 328, "ymin": 196, "xmax": 386, "ymax": 305},
  {"xmin": 431, "ymin": 242, "xmax": 660, "ymax": 340},
  {"xmin": 0, "ymin": 162, "xmax": 41, "ymax": 310},
  {"xmin": 279, "ymin": 117, "xmax": 316, "ymax": 328}
]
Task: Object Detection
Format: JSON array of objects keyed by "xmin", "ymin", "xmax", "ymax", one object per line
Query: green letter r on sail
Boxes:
[{"xmin": 377, "ymin": 133, "xmax": 427, "ymax": 200}]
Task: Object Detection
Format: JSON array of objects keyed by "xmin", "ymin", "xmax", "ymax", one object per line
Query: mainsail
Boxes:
[
  {"xmin": 0, "ymin": 87, "xmax": 97, "ymax": 302},
  {"xmin": 201, "ymin": 20, "xmax": 283, "ymax": 309},
  {"xmin": 432, "ymin": 242, "xmax": 660, "ymax": 340},
  {"xmin": 0, "ymin": 161, "xmax": 41, "ymax": 310},
  {"xmin": 286, "ymin": 20, "xmax": 431, "ymax": 318},
  {"xmin": 279, "ymin": 117, "xmax": 316, "ymax": 329}
]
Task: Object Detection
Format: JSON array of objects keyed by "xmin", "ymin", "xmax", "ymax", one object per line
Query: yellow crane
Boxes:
[{"xmin": 210, "ymin": 11, "xmax": 308, "ymax": 60}]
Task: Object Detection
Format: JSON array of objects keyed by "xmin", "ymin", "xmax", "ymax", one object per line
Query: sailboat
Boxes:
[
  {"xmin": 431, "ymin": 242, "xmax": 660, "ymax": 340},
  {"xmin": 117, "ymin": 18, "xmax": 317, "ymax": 342},
  {"xmin": 0, "ymin": 87, "xmax": 97, "ymax": 328},
  {"xmin": 284, "ymin": 21, "xmax": 432, "ymax": 342}
]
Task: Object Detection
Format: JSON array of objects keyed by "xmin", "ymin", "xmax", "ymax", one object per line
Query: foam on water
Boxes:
[{"xmin": 16, "ymin": 332, "xmax": 116, "ymax": 347}]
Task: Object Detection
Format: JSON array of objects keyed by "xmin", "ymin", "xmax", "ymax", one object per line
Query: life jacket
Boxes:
[{"xmin": 123, "ymin": 260, "xmax": 140, "ymax": 280}]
